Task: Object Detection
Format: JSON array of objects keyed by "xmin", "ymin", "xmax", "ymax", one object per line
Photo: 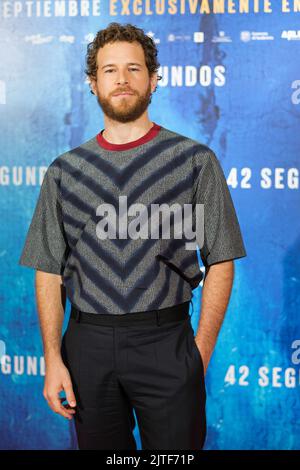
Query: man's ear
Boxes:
[
  {"xmin": 89, "ymin": 77, "xmax": 97, "ymax": 96},
  {"xmin": 150, "ymin": 72, "xmax": 159, "ymax": 94}
]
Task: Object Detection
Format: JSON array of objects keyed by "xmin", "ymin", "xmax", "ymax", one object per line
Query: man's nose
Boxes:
[{"xmin": 116, "ymin": 70, "xmax": 129, "ymax": 85}]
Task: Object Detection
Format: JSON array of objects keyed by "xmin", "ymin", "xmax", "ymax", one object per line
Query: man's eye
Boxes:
[{"xmin": 104, "ymin": 68, "xmax": 139, "ymax": 73}]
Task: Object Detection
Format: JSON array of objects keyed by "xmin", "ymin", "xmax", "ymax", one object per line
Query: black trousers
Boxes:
[{"xmin": 60, "ymin": 301, "xmax": 207, "ymax": 450}]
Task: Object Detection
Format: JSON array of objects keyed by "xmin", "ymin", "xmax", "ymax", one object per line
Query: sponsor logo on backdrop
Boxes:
[
  {"xmin": 212, "ymin": 31, "xmax": 232, "ymax": 43},
  {"xmin": 146, "ymin": 30, "xmax": 160, "ymax": 44},
  {"xmin": 193, "ymin": 32, "xmax": 204, "ymax": 43},
  {"xmin": 240, "ymin": 31, "xmax": 274, "ymax": 42},
  {"xmin": 281, "ymin": 30, "xmax": 300, "ymax": 41},
  {"xmin": 82, "ymin": 32, "xmax": 95, "ymax": 44},
  {"xmin": 25, "ymin": 34, "xmax": 54, "ymax": 45},
  {"xmin": 167, "ymin": 33, "xmax": 192, "ymax": 42},
  {"xmin": 60, "ymin": 35, "xmax": 75, "ymax": 44}
]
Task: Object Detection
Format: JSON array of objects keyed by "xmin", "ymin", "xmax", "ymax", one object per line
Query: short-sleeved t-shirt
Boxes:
[{"xmin": 19, "ymin": 122, "xmax": 247, "ymax": 315}]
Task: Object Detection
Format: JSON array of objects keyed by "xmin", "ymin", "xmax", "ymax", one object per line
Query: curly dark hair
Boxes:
[{"xmin": 85, "ymin": 22, "xmax": 162, "ymax": 95}]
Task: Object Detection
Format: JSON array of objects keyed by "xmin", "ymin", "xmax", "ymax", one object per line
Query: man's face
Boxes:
[{"xmin": 90, "ymin": 41, "xmax": 158, "ymax": 123}]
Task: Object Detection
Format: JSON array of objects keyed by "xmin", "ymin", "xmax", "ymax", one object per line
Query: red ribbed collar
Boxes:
[{"xmin": 96, "ymin": 122, "xmax": 161, "ymax": 151}]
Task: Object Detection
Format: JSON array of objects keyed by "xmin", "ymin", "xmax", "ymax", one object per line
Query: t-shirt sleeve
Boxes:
[
  {"xmin": 18, "ymin": 162, "xmax": 70, "ymax": 274},
  {"xmin": 193, "ymin": 148, "xmax": 247, "ymax": 267}
]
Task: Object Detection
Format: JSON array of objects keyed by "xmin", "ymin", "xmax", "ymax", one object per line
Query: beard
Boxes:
[{"xmin": 95, "ymin": 81, "xmax": 153, "ymax": 123}]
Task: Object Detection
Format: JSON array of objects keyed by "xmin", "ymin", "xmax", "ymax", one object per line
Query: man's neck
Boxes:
[{"xmin": 102, "ymin": 120, "xmax": 154, "ymax": 145}]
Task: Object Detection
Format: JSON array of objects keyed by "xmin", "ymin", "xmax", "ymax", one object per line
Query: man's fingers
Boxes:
[
  {"xmin": 59, "ymin": 397, "xmax": 77, "ymax": 411},
  {"xmin": 63, "ymin": 382, "xmax": 77, "ymax": 408},
  {"xmin": 47, "ymin": 394, "xmax": 75, "ymax": 419},
  {"xmin": 44, "ymin": 369, "xmax": 77, "ymax": 420}
]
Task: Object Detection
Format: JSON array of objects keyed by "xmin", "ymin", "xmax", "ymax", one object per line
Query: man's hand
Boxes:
[
  {"xmin": 35, "ymin": 270, "xmax": 75, "ymax": 419},
  {"xmin": 43, "ymin": 358, "xmax": 77, "ymax": 420}
]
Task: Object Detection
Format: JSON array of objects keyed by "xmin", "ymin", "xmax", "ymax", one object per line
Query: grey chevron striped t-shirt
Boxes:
[{"xmin": 19, "ymin": 122, "xmax": 247, "ymax": 315}]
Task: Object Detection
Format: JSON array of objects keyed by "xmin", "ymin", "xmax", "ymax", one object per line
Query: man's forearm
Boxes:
[
  {"xmin": 35, "ymin": 271, "xmax": 66, "ymax": 364},
  {"xmin": 195, "ymin": 260, "xmax": 234, "ymax": 373}
]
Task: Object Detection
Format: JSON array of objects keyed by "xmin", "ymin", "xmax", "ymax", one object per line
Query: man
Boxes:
[{"xmin": 19, "ymin": 22, "xmax": 247, "ymax": 450}]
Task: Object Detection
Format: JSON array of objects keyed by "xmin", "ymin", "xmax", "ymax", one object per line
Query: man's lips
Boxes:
[{"xmin": 113, "ymin": 92, "xmax": 134, "ymax": 96}]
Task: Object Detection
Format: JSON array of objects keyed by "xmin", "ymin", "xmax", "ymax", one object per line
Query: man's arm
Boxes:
[
  {"xmin": 35, "ymin": 271, "xmax": 66, "ymax": 361},
  {"xmin": 195, "ymin": 260, "xmax": 234, "ymax": 376},
  {"xmin": 35, "ymin": 270, "xmax": 77, "ymax": 420}
]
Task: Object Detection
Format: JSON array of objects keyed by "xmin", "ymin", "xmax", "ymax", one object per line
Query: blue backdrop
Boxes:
[{"xmin": 1, "ymin": 0, "xmax": 300, "ymax": 450}]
